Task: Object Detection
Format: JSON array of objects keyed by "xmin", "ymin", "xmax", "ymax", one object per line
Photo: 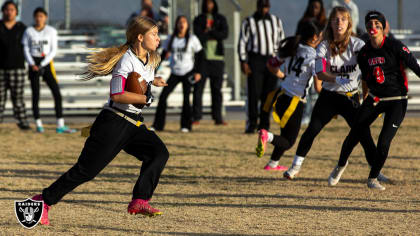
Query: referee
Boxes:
[{"xmin": 238, "ymin": 0, "xmax": 285, "ymax": 133}]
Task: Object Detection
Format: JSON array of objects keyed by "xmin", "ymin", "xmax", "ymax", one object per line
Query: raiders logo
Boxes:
[
  {"xmin": 15, "ymin": 199, "xmax": 43, "ymax": 229},
  {"xmin": 403, "ymin": 47, "xmax": 410, "ymax": 53},
  {"xmin": 373, "ymin": 66, "xmax": 385, "ymax": 84}
]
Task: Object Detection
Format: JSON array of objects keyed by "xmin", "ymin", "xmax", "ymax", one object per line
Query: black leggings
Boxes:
[
  {"xmin": 42, "ymin": 109, "xmax": 169, "ymax": 206},
  {"xmin": 29, "ymin": 58, "xmax": 63, "ymax": 119},
  {"xmin": 295, "ymin": 89, "xmax": 376, "ymax": 165},
  {"xmin": 153, "ymin": 72, "xmax": 193, "ymax": 130},
  {"xmin": 270, "ymin": 93, "xmax": 304, "ymax": 161},
  {"xmin": 338, "ymin": 96, "xmax": 407, "ymax": 178}
]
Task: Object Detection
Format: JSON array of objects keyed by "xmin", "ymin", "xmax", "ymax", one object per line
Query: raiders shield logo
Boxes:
[{"xmin": 15, "ymin": 198, "xmax": 43, "ymax": 229}]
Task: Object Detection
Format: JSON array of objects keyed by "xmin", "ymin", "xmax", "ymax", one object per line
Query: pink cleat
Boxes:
[
  {"xmin": 127, "ymin": 199, "xmax": 162, "ymax": 217},
  {"xmin": 256, "ymin": 129, "xmax": 269, "ymax": 158},
  {"xmin": 31, "ymin": 194, "xmax": 50, "ymax": 225},
  {"xmin": 263, "ymin": 165, "xmax": 288, "ymax": 171}
]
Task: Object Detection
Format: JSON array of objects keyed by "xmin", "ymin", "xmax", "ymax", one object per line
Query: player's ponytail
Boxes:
[
  {"xmin": 279, "ymin": 20, "xmax": 321, "ymax": 58},
  {"xmin": 81, "ymin": 16, "xmax": 161, "ymax": 80}
]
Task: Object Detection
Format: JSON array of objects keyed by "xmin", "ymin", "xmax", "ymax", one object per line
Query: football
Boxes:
[{"xmin": 125, "ymin": 72, "xmax": 148, "ymax": 109}]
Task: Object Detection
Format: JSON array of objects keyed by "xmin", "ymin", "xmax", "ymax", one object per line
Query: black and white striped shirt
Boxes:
[{"xmin": 238, "ymin": 12, "xmax": 285, "ymax": 62}]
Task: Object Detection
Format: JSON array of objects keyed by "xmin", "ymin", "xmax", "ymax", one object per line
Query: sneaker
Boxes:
[
  {"xmin": 263, "ymin": 164, "xmax": 288, "ymax": 171},
  {"xmin": 328, "ymin": 161, "xmax": 348, "ymax": 186},
  {"xmin": 17, "ymin": 122, "xmax": 30, "ymax": 130},
  {"xmin": 56, "ymin": 126, "xmax": 76, "ymax": 134},
  {"xmin": 149, "ymin": 126, "xmax": 156, "ymax": 131},
  {"xmin": 377, "ymin": 173, "xmax": 390, "ymax": 183},
  {"xmin": 127, "ymin": 199, "xmax": 162, "ymax": 217},
  {"xmin": 256, "ymin": 129, "xmax": 268, "ymax": 158},
  {"xmin": 180, "ymin": 128, "xmax": 190, "ymax": 133},
  {"xmin": 31, "ymin": 194, "xmax": 50, "ymax": 225},
  {"xmin": 367, "ymin": 178, "xmax": 386, "ymax": 190},
  {"xmin": 36, "ymin": 126, "xmax": 44, "ymax": 133},
  {"xmin": 284, "ymin": 164, "xmax": 301, "ymax": 180}
]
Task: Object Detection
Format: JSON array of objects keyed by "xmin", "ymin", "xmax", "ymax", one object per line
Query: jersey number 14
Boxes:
[{"xmin": 288, "ymin": 57, "xmax": 304, "ymax": 77}]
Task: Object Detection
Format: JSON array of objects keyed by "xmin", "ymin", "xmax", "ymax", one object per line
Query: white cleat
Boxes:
[
  {"xmin": 367, "ymin": 178, "xmax": 386, "ymax": 190},
  {"xmin": 283, "ymin": 164, "xmax": 301, "ymax": 180},
  {"xmin": 328, "ymin": 161, "xmax": 348, "ymax": 186}
]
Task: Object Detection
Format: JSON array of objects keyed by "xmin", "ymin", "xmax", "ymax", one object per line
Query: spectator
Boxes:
[
  {"xmin": 238, "ymin": 0, "xmax": 285, "ymax": 133},
  {"xmin": 0, "ymin": 1, "xmax": 30, "ymax": 129},
  {"xmin": 127, "ymin": 0, "xmax": 168, "ymax": 34},
  {"xmin": 192, "ymin": 0, "xmax": 228, "ymax": 125},
  {"xmin": 330, "ymin": 0, "xmax": 360, "ymax": 35},
  {"xmin": 22, "ymin": 7, "xmax": 75, "ymax": 133}
]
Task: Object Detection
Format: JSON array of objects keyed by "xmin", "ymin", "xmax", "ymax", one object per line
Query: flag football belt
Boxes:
[
  {"xmin": 335, "ymin": 89, "xmax": 359, "ymax": 98},
  {"xmin": 369, "ymin": 93, "xmax": 408, "ymax": 106},
  {"xmin": 272, "ymin": 89, "xmax": 305, "ymax": 128},
  {"xmin": 104, "ymin": 106, "xmax": 143, "ymax": 127}
]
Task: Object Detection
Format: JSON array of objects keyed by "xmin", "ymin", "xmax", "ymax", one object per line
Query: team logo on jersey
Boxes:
[
  {"xmin": 403, "ymin": 47, "xmax": 410, "ymax": 53},
  {"xmin": 15, "ymin": 199, "xmax": 43, "ymax": 229},
  {"xmin": 368, "ymin": 57, "xmax": 385, "ymax": 66},
  {"xmin": 373, "ymin": 66, "xmax": 385, "ymax": 84}
]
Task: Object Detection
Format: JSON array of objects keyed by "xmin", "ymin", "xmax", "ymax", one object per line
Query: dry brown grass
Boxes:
[{"xmin": 0, "ymin": 117, "xmax": 419, "ymax": 235}]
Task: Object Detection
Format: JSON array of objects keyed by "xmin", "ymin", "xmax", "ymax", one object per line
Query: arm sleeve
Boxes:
[
  {"xmin": 397, "ymin": 41, "xmax": 420, "ymax": 78},
  {"xmin": 315, "ymin": 42, "xmax": 328, "ymax": 74},
  {"xmin": 238, "ymin": 18, "xmax": 250, "ymax": 62},
  {"xmin": 110, "ymin": 75, "xmax": 127, "ymax": 95},
  {"xmin": 22, "ymin": 29, "xmax": 35, "ymax": 66},
  {"xmin": 40, "ymin": 28, "xmax": 58, "ymax": 67},
  {"xmin": 208, "ymin": 15, "xmax": 229, "ymax": 40}
]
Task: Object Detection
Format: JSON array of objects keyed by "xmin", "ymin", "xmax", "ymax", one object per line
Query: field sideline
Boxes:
[{"xmin": 0, "ymin": 118, "xmax": 419, "ymax": 235}]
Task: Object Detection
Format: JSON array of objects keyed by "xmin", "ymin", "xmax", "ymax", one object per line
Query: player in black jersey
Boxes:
[{"xmin": 334, "ymin": 11, "xmax": 420, "ymax": 190}]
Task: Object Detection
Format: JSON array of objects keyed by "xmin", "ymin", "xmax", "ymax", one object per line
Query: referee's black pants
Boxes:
[
  {"xmin": 270, "ymin": 93, "xmax": 305, "ymax": 161},
  {"xmin": 29, "ymin": 57, "xmax": 63, "ymax": 119},
  {"xmin": 338, "ymin": 96, "xmax": 407, "ymax": 178},
  {"xmin": 42, "ymin": 109, "xmax": 169, "ymax": 206},
  {"xmin": 247, "ymin": 53, "xmax": 278, "ymax": 131},
  {"xmin": 295, "ymin": 89, "xmax": 376, "ymax": 166},
  {"xmin": 192, "ymin": 60, "xmax": 225, "ymax": 123},
  {"xmin": 153, "ymin": 71, "xmax": 193, "ymax": 130}
]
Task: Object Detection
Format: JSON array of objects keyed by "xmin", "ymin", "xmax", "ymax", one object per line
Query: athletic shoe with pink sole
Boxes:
[
  {"xmin": 263, "ymin": 165, "xmax": 288, "ymax": 171},
  {"xmin": 256, "ymin": 129, "xmax": 269, "ymax": 158},
  {"xmin": 127, "ymin": 199, "xmax": 162, "ymax": 217},
  {"xmin": 31, "ymin": 194, "xmax": 50, "ymax": 225}
]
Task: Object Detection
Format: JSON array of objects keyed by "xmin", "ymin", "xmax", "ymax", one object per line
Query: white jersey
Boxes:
[
  {"xmin": 106, "ymin": 49, "xmax": 155, "ymax": 114},
  {"xmin": 315, "ymin": 36, "xmax": 365, "ymax": 92},
  {"xmin": 163, "ymin": 34, "xmax": 202, "ymax": 76},
  {"xmin": 280, "ymin": 44, "xmax": 316, "ymax": 98},
  {"xmin": 22, "ymin": 25, "xmax": 58, "ymax": 67}
]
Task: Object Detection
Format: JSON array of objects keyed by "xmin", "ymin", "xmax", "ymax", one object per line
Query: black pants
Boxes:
[
  {"xmin": 192, "ymin": 60, "xmax": 224, "ymax": 123},
  {"xmin": 338, "ymin": 96, "xmax": 407, "ymax": 178},
  {"xmin": 153, "ymin": 72, "xmax": 193, "ymax": 130},
  {"xmin": 29, "ymin": 58, "xmax": 63, "ymax": 119},
  {"xmin": 42, "ymin": 109, "xmax": 169, "ymax": 206},
  {"xmin": 295, "ymin": 89, "xmax": 376, "ymax": 165},
  {"xmin": 247, "ymin": 54, "xmax": 278, "ymax": 131},
  {"xmin": 270, "ymin": 94, "xmax": 304, "ymax": 161}
]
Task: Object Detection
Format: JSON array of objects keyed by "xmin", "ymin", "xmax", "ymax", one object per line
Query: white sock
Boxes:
[
  {"xmin": 267, "ymin": 132, "xmax": 274, "ymax": 143},
  {"xmin": 35, "ymin": 119, "xmax": 43, "ymax": 127},
  {"xmin": 292, "ymin": 155, "xmax": 305, "ymax": 166},
  {"xmin": 57, "ymin": 118, "xmax": 65, "ymax": 128},
  {"xmin": 268, "ymin": 160, "xmax": 279, "ymax": 168}
]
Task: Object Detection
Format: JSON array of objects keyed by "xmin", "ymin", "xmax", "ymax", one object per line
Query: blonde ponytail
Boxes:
[{"xmin": 81, "ymin": 16, "xmax": 160, "ymax": 80}]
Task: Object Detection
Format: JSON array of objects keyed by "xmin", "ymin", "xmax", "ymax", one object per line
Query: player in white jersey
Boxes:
[
  {"xmin": 22, "ymin": 7, "xmax": 75, "ymax": 133},
  {"xmin": 284, "ymin": 7, "xmax": 385, "ymax": 183},
  {"xmin": 256, "ymin": 20, "xmax": 323, "ymax": 171},
  {"xmin": 152, "ymin": 15, "xmax": 204, "ymax": 132},
  {"xmin": 30, "ymin": 16, "xmax": 170, "ymax": 225}
]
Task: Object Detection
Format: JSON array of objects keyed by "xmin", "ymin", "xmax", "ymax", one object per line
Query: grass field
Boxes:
[{"xmin": 0, "ymin": 117, "xmax": 419, "ymax": 235}]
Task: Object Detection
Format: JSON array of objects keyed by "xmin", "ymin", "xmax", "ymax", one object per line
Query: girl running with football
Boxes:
[
  {"xmin": 283, "ymin": 6, "xmax": 384, "ymax": 184},
  {"xmin": 30, "ymin": 16, "xmax": 169, "ymax": 225},
  {"xmin": 22, "ymin": 7, "xmax": 75, "ymax": 133},
  {"xmin": 152, "ymin": 15, "xmax": 204, "ymax": 132},
  {"xmin": 256, "ymin": 20, "xmax": 323, "ymax": 170},
  {"xmin": 334, "ymin": 11, "xmax": 420, "ymax": 190}
]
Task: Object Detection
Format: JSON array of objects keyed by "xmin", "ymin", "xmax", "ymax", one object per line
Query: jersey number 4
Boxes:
[
  {"xmin": 288, "ymin": 57, "xmax": 304, "ymax": 77},
  {"xmin": 373, "ymin": 66, "xmax": 385, "ymax": 84}
]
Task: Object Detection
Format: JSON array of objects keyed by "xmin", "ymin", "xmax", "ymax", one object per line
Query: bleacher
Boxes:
[{"xmin": 4, "ymin": 30, "xmax": 238, "ymax": 116}]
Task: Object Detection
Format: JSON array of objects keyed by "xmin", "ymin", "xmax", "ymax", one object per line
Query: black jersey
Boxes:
[{"xmin": 358, "ymin": 36, "xmax": 420, "ymax": 97}]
